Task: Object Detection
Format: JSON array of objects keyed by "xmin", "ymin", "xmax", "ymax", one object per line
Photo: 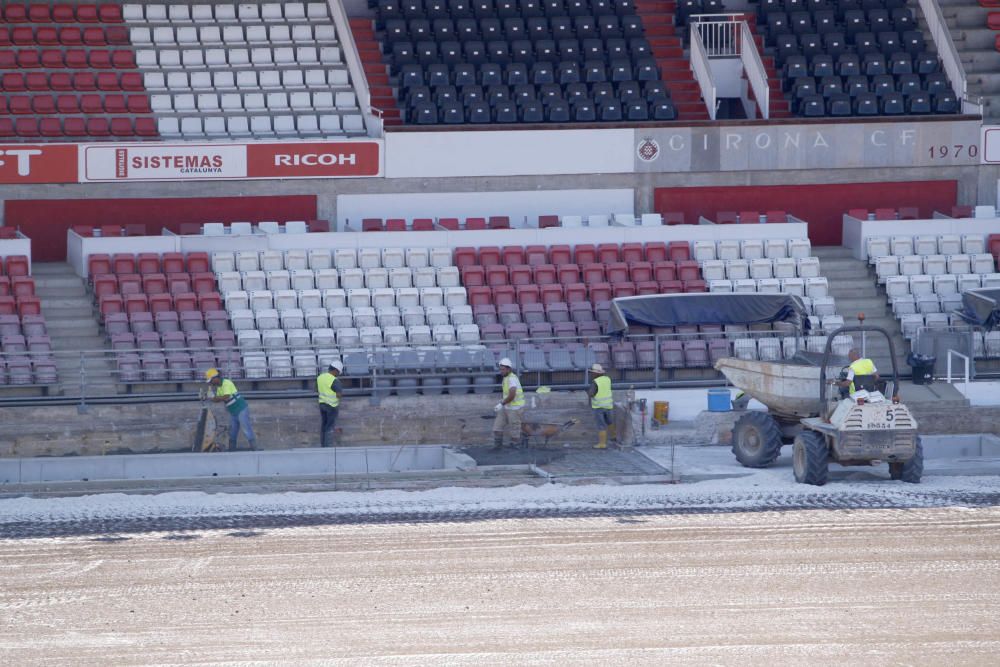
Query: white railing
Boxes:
[
  {"xmin": 326, "ymin": 0, "xmax": 382, "ymax": 137},
  {"xmin": 689, "ymin": 26, "xmax": 717, "ymax": 121},
  {"xmin": 690, "ymin": 14, "xmax": 744, "ymax": 57},
  {"xmin": 917, "ymin": 0, "xmax": 970, "ymax": 111},
  {"xmin": 740, "ymin": 21, "xmax": 769, "ymax": 120},
  {"xmin": 946, "ymin": 349, "xmax": 971, "ymax": 393}
]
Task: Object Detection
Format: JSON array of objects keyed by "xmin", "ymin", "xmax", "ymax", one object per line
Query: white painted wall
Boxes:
[
  {"xmin": 0, "ymin": 237, "xmax": 32, "ymax": 271},
  {"xmin": 336, "ymin": 189, "xmax": 634, "ymax": 229}
]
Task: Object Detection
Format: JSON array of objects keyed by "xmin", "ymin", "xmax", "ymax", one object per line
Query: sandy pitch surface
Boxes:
[{"xmin": 2, "ymin": 505, "xmax": 999, "ymax": 665}]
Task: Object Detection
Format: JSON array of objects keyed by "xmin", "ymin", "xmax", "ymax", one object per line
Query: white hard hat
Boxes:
[
  {"xmin": 329, "ymin": 360, "xmax": 344, "ymax": 373},
  {"xmin": 590, "ymin": 363, "xmax": 605, "ymax": 374},
  {"xmin": 498, "ymin": 357, "xmax": 514, "ymax": 368}
]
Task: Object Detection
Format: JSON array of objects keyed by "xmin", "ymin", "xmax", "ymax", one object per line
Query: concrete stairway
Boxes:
[
  {"xmin": 813, "ymin": 247, "xmax": 911, "ymax": 375},
  {"xmin": 934, "ymin": 0, "xmax": 997, "ymax": 118},
  {"xmin": 33, "ymin": 262, "xmax": 114, "ymax": 396}
]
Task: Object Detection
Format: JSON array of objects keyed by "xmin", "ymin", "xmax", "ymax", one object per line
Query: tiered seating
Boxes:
[
  {"xmin": 867, "ymin": 233, "xmax": 1000, "ymax": 348},
  {"xmin": 196, "ymin": 220, "xmax": 329, "ymax": 235},
  {"xmin": 0, "ymin": 2, "xmax": 157, "ymax": 140},
  {"xmin": 356, "ymin": 212, "xmax": 670, "ymax": 230},
  {"xmin": 215, "ymin": 246, "xmax": 474, "ymax": 378},
  {"xmin": 127, "ymin": 2, "xmax": 367, "ymax": 138},
  {"xmin": 0, "ymin": 255, "xmax": 55, "ymax": 385},
  {"xmin": 846, "ymin": 206, "xmax": 920, "ymax": 220},
  {"xmin": 759, "ymin": 0, "xmax": 959, "ymax": 117},
  {"xmin": 372, "ymin": 0, "xmax": 680, "ymax": 124},
  {"xmin": 87, "ymin": 250, "xmax": 235, "ymax": 382}
]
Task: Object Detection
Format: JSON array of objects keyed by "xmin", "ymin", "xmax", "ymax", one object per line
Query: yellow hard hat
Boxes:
[{"xmin": 204, "ymin": 368, "xmax": 220, "ymax": 383}]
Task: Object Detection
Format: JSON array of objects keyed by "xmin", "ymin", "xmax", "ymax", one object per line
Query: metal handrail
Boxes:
[
  {"xmin": 740, "ymin": 21, "xmax": 770, "ymax": 120},
  {"xmin": 946, "ymin": 349, "xmax": 970, "ymax": 393},
  {"xmin": 325, "ymin": 0, "xmax": 381, "ymax": 137},
  {"xmin": 916, "ymin": 0, "xmax": 969, "ymax": 108},
  {"xmin": 689, "ymin": 27, "xmax": 717, "ymax": 121}
]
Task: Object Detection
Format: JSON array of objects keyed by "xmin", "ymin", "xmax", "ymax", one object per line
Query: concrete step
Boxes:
[
  {"xmin": 44, "ymin": 319, "xmax": 100, "ymax": 336},
  {"xmin": 31, "ymin": 262, "xmax": 77, "ymax": 276},
  {"xmin": 49, "ymin": 337, "xmax": 106, "ymax": 352},
  {"xmin": 42, "ymin": 306, "xmax": 95, "ymax": 320},
  {"xmin": 34, "ymin": 275, "xmax": 84, "ymax": 288},
  {"xmin": 967, "ymin": 72, "xmax": 1000, "ymax": 94},
  {"xmin": 35, "ymin": 285, "xmax": 87, "ymax": 298},
  {"xmin": 941, "ymin": 6, "xmax": 990, "ymax": 29},
  {"xmin": 961, "ymin": 50, "xmax": 1000, "ymax": 73}
]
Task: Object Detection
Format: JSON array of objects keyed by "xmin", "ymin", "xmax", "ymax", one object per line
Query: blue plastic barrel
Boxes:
[{"xmin": 707, "ymin": 388, "xmax": 732, "ymax": 412}]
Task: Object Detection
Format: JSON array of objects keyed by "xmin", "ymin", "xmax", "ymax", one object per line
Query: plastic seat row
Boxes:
[
  {"xmin": 214, "ymin": 267, "xmax": 461, "ymax": 293},
  {"xmin": 134, "ymin": 46, "xmax": 342, "ymax": 69},
  {"xmin": 0, "ymin": 116, "xmax": 157, "ymax": 139},
  {"xmin": 466, "ymin": 280, "xmax": 707, "ymax": 306},
  {"xmin": 708, "ymin": 277, "xmax": 832, "ymax": 300},
  {"xmin": 1, "ymin": 4, "xmax": 124, "ymax": 23},
  {"xmin": 0, "ymin": 275, "xmax": 34, "ymax": 297},
  {"xmin": 236, "ymin": 323, "xmax": 482, "ymax": 348},
  {"xmin": 157, "ymin": 113, "xmax": 362, "ymax": 138},
  {"xmin": 0, "ymin": 93, "xmax": 153, "ymax": 114},
  {"xmin": 454, "ymin": 242, "xmax": 693, "ymax": 266},
  {"xmin": 150, "ymin": 90, "xmax": 356, "ymax": 113},
  {"xmin": 144, "ymin": 68, "xmax": 350, "ymax": 92},
  {"xmin": 0, "ymin": 256, "xmax": 30, "ymax": 277},
  {"xmin": 98, "ymin": 292, "xmax": 224, "ymax": 317},
  {"xmin": 692, "ymin": 238, "xmax": 811, "ymax": 261},
  {"xmin": 88, "ymin": 252, "xmax": 211, "ymax": 277},
  {"xmin": 0, "ymin": 26, "xmax": 129, "ymax": 45},
  {"xmin": 890, "ymin": 293, "xmax": 964, "ymax": 316},
  {"xmin": 213, "ymin": 248, "xmax": 456, "ymax": 272},
  {"xmin": 200, "ymin": 221, "xmax": 319, "ymax": 236},
  {"xmin": 122, "ymin": 3, "xmax": 329, "ymax": 23},
  {"xmin": 0, "ymin": 295, "xmax": 42, "ymax": 317},
  {"xmin": 0, "ymin": 356, "xmax": 58, "ymax": 386},
  {"xmin": 0, "ymin": 48, "xmax": 137, "ymax": 69},
  {"xmin": 224, "ymin": 286, "xmax": 474, "ymax": 313},
  {"xmin": 898, "ymin": 312, "xmax": 960, "ymax": 339},
  {"xmin": 109, "ymin": 329, "xmax": 235, "ymax": 349},
  {"xmin": 874, "ymin": 254, "xmax": 997, "ymax": 282},
  {"xmin": 886, "ymin": 273, "xmax": 1000, "ymax": 298},
  {"xmin": 0, "ymin": 314, "xmax": 47, "ymax": 337},
  {"xmin": 94, "ymin": 272, "xmax": 218, "ymax": 298},
  {"xmin": 865, "ymin": 234, "xmax": 987, "ymax": 259},
  {"xmin": 475, "ymin": 301, "xmax": 605, "ymax": 326},
  {"xmin": 104, "ymin": 309, "xmax": 230, "ymax": 335},
  {"xmin": 701, "ymin": 257, "xmax": 821, "ymax": 281},
  {"xmin": 131, "ymin": 23, "xmax": 336, "ymax": 46},
  {"xmin": 0, "ymin": 333, "xmax": 51, "ymax": 353},
  {"xmin": 462, "ymin": 260, "xmax": 703, "ymax": 286},
  {"xmin": 408, "ymin": 96, "xmax": 671, "ymax": 122},
  {"xmin": 0, "ymin": 71, "xmax": 144, "ymax": 92},
  {"xmin": 375, "ymin": 0, "xmax": 640, "ymax": 23}
]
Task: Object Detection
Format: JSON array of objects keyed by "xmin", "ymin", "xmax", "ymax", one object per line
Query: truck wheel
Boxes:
[
  {"xmin": 890, "ymin": 437, "xmax": 923, "ymax": 483},
  {"xmin": 793, "ymin": 431, "xmax": 829, "ymax": 486},
  {"xmin": 731, "ymin": 411, "xmax": 783, "ymax": 468}
]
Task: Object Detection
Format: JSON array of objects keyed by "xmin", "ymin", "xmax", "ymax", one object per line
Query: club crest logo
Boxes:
[{"xmin": 637, "ymin": 138, "xmax": 660, "ymax": 162}]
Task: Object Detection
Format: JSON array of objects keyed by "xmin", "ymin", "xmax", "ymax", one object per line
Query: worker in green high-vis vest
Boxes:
[
  {"xmin": 587, "ymin": 363, "xmax": 614, "ymax": 449},
  {"xmin": 205, "ymin": 368, "xmax": 257, "ymax": 451},
  {"xmin": 491, "ymin": 357, "xmax": 525, "ymax": 450}
]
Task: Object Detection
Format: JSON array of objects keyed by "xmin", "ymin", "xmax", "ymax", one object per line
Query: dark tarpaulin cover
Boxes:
[
  {"xmin": 606, "ymin": 293, "xmax": 809, "ymax": 337},
  {"xmin": 957, "ymin": 288, "xmax": 1000, "ymax": 329}
]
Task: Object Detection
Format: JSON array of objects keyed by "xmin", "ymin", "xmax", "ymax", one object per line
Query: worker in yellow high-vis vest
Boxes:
[
  {"xmin": 836, "ymin": 349, "xmax": 879, "ymax": 398},
  {"xmin": 492, "ymin": 357, "xmax": 525, "ymax": 450},
  {"xmin": 205, "ymin": 368, "xmax": 257, "ymax": 451},
  {"xmin": 587, "ymin": 363, "xmax": 614, "ymax": 449},
  {"xmin": 317, "ymin": 360, "xmax": 344, "ymax": 447}
]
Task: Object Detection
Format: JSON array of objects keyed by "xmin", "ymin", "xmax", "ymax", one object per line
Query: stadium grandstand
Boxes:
[{"xmin": 0, "ymin": 0, "xmax": 998, "ymax": 405}]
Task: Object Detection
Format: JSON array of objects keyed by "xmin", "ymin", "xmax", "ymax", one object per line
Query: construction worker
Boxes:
[
  {"xmin": 587, "ymin": 363, "xmax": 614, "ymax": 449},
  {"xmin": 492, "ymin": 358, "xmax": 525, "ymax": 450},
  {"xmin": 317, "ymin": 360, "xmax": 344, "ymax": 447},
  {"xmin": 836, "ymin": 349, "xmax": 880, "ymax": 398},
  {"xmin": 205, "ymin": 368, "xmax": 257, "ymax": 451}
]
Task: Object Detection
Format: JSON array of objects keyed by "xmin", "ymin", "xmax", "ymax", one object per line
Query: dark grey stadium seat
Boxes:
[
  {"xmin": 572, "ymin": 100, "xmax": 597, "ymax": 121},
  {"xmin": 626, "ymin": 100, "xmax": 649, "ymax": 120},
  {"xmin": 584, "ymin": 59, "xmax": 608, "ymax": 82},
  {"xmin": 531, "ymin": 62, "xmax": 555, "ymax": 84},
  {"xmin": 897, "ymin": 73, "xmax": 921, "ymax": 97},
  {"xmin": 617, "ymin": 80, "xmax": 641, "ymax": 101},
  {"xmin": 907, "ymin": 92, "xmax": 931, "ymax": 114},
  {"xmin": 427, "ymin": 63, "xmax": 450, "ymax": 87},
  {"xmin": 546, "ymin": 100, "xmax": 570, "ymax": 122},
  {"xmin": 837, "ymin": 53, "xmax": 860, "ymax": 76},
  {"xmin": 441, "ymin": 100, "xmax": 465, "ymax": 122},
  {"xmin": 800, "ymin": 94, "xmax": 825, "ymax": 116},
  {"xmin": 924, "ymin": 72, "xmax": 949, "ymax": 96},
  {"xmin": 520, "ymin": 101, "xmax": 545, "ymax": 121},
  {"xmin": 599, "ymin": 100, "xmax": 623, "ymax": 121},
  {"xmin": 811, "ymin": 54, "xmax": 834, "ymax": 77},
  {"xmin": 643, "ymin": 80, "xmax": 668, "ymax": 101},
  {"xmin": 854, "ymin": 92, "xmax": 879, "ymax": 115},
  {"xmin": 889, "ymin": 52, "xmax": 912, "ymax": 75},
  {"xmin": 871, "ymin": 74, "xmax": 895, "ymax": 96},
  {"xmin": 863, "ymin": 53, "xmax": 887, "ymax": 76},
  {"xmin": 505, "ymin": 62, "xmax": 528, "ymax": 85},
  {"xmin": 467, "ymin": 100, "xmax": 492, "ymax": 122},
  {"xmin": 881, "ymin": 92, "xmax": 905, "ymax": 115},
  {"xmin": 827, "ymin": 93, "xmax": 852, "ymax": 116},
  {"xmin": 591, "ymin": 81, "xmax": 616, "ymax": 103},
  {"xmin": 411, "ymin": 102, "xmax": 438, "ymax": 123},
  {"xmin": 845, "ymin": 75, "xmax": 868, "ymax": 96},
  {"xmin": 933, "ymin": 92, "xmax": 958, "ymax": 114},
  {"xmin": 494, "ymin": 102, "xmax": 518, "ymax": 122}
]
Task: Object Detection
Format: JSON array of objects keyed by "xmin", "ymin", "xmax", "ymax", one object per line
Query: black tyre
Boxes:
[
  {"xmin": 891, "ymin": 436, "xmax": 923, "ymax": 483},
  {"xmin": 731, "ymin": 411, "xmax": 784, "ymax": 468},
  {"xmin": 793, "ymin": 430, "xmax": 829, "ymax": 486}
]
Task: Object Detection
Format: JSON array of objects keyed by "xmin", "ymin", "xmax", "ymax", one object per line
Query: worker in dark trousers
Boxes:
[
  {"xmin": 205, "ymin": 368, "xmax": 257, "ymax": 451},
  {"xmin": 587, "ymin": 363, "xmax": 614, "ymax": 449},
  {"xmin": 317, "ymin": 360, "xmax": 344, "ymax": 447}
]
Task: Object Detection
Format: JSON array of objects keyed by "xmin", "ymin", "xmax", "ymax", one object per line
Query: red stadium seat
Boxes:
[
  {"xmin": 73, "ymin": 72, "xmax": 98, "ymax": 90},
  {"xmin": 574, "ymin": 244, "xmax": 597, "ymax": 265},
  {"xmin": 12, "ymin": 277, "xmax": 35, "ymax": 298},
  {"xmin": 100, "ymin": 224, "xmax": 123, "ymax": 238},
  {"xmin": 104, "ymin": 94, "xmax": 127, "ymax": 113},
  {"xmin": 118, "ymin": 274, "xmax": 142, "ymax": 296},
  {"xmin": 186, "ymin": 253, "xmax": 210, "ymax": 274},
  {"xmin": 486, "ymin": 266, "xmax": 508, "ymax": 286},
  {"xmin": 107, "ymin": 26, "xmax": 129, "ymax": 44},
  {"xmin": 629, "ymin": 261, "xmax": 653, "ymax": 283},
  {"xmin": 478, "ymin": 246, "xmax": 501, "ymax": 266},
  {"xmin": 8, "ymin": 96, "xmax": 31, "ymax": 114},
  {"xmin": 468, "ymin": 286, "xmax": 492, "ymax": 306},
  {"xmin": 29, "ymin": 4, "xmax": 52, "ymax": 21},
  {"xmin": 198, "ymin": 292, "xmax": 222, "ymax": 312},
  {"xmin": 951, "ymin": 206, "xmax": 974, "ymax": 218},
  {"xmin": 538, "ymin": 215, "xmax": 559, "ymax": 229},
  {"xmin": 488, "ymin": 216, "xmax": 510, "ymax": 230},
  {"xmin": 17, "ymin": 297, "xmax": 42, "ymax": 317},
  {"xmin": 15, "ymin": 118, "xmax": 40, "ymax": 137},
  {"xmin": 0, "ymin": 278, "xmax": 9, "ymax": 297},
  {"xmin": 659, "ymin": 280, "xmax": 683, "ymax": 293},
  {"xmin": 612, "ymin": 282, "xmax": 636, "ymax": 298},
  {"xmin": 100, "ymin": 4, "xmax": 124, "ymax": 22},
  {"xmin": 142, "ymin": 274, "xmax": 167, "ymax": 295},
  {"xmin": 162, "ymin": 253, "xmax": 185, "ymax": 274},
  {"xmin": 110, "ymin": 118, "xmax": 135, "ymax": 137},
  {"xmin": 64, "ymin": 118, "xmax": 87, "ymax": 137},
  {"xmin": 149, "ymin": 294, "xmax": 173, "ymax": 314},
  {"xmin": 99, "ymin": 295, "xmax": 124, "ymax": 319},
  {"xmin": 53, "ymin": 5, "xmax": 76, "ymax": 22},
  {"xmin": 557, "ymin": 263, "xmax": 580, "ymax": 284},
  {"xmin": 121, "ymin": 72, "xmax": 144, "ymax": 91},
  {"xmin": 361, "ymin": 218, "xmax": 383, "ymax": 232},
  {"xmin": 57, "ymin": 95, "xmax": 80, "ymax": 113},
  {"xmin": 0, "ymin": 297, "xmax": 15, "ymax": 315},
  {"xmin": 26, "ymin": 72, "xmax": 50, "ymax": 90},
  {"xmin": 676, "ymin": 260, "xmax": 700, "ymax": 282},
  {"xmin": 454, "ymin": 247, "xmax": 477, "ymax": 268},
  {"xmin": 525, "ymin": 245, "xmax": 548, "ymax": 266},
  {"xmin": 460, "ymin": 266, "xmax": 485, "ymax": 287},
  {"xmin": 636, "ymin": 281, "xmax": 659, "ymax": 295},
  {"xmin": 582, "ymin": 264, "xmax": 605, "ymax": 283},
  {"xmin": 509, "ymin": 265, "xmax": 532, "ymax": 286},
  {"xmin": 589, "ymin": 283, "xmax": 612, "ymax": 302},
  {"xmin": 87, "ymin": 118, "xmax": 111, "ymax": 137},
  {"xmin": 667, "ymin": 241, "xmax": 691, "ymax": 262},
  {"xmin": 540, "ymin": 284, "xmax": 564, "ymax": 304},
  {"xmin": 716, "ymin": 211, "xmax": 738, "ymax": 225},
  {"xmin": 77, "ymin": 4, "xmax": 100, "ymax": 22},
  {"xmin": 739, "ymin": 210, "xmax": 760, "ymax": 224},
  {"xmin": 465, "ymin": 217, "xmax": 486, "ymax": 230},
  {"xmin": 81, "ymin": 94, "xmax": 103, "ymax": 112},
  {"xmin": 411, "ymin": 218, "xmax": 434, "ymax": 231},
  {"xmin": 502, "ymin": 246, "xmax": 524, "ymax": 265},
  {"xmin": 437, "ymin": 217, "xmax": 459, "ymax": 230},
  {"xmin": 533, "ymin": 264, "xmax": 556, "ymax": 285},
  {"xmin": 384, "ymin": 218, "xmax": 406, "ymax": 231},
  {"xmin": 51, "ymin": 70, "xmax": 73, "ymax": 88},
  {"xmin": 12, "ymin": 27, "xmax": 34, "ymax": 45},
  {"xmin": 191, "ymin": 273, "xmax": 217, "ymax": 294},
  {"xmin": 549, "ymin": 245, "xmax": 571, "ymax": 266},
  {"xmin": 135, "ymin": 118, "xmax": 158, "ymax": 137},
  {"xmin": 516, "ymin": 285, "xmax": 540, "ymax": 306},
  {"xmin": 83, "ymin": 27, "xmax": 106, "ymax": 46},
  {"xmin": 621, "ymin": 243, "xmax": 644, "ymax": 263},
  {"xmin": 96, "ymin": 72, "xmax": 120, "ymax": 90},
  {"xmin": 874, "ymin": 208, "xmax": 896, "ymax": 220},
  {"xmin": 765, "ymin": 210, "xmax": 788, "ymax": 223},
  {"xmin": 125, "ymin": 295, "xmax": 149, "ymax": 314},
  {"xmin": 167, "ymin": 274, "xmax": 191, "ymax": 295},
  {"xmin": 112, "ymin": 253, "xmax": 135, "ymax": 274},
  {"xmin": 0, "ymin": 119, "xmax": 14, "ymax": 138},
  {"xmin": 684, "ymin": 280, "xmax": 707, "ymax": 293},
  {"xmin": 5, "ymin": 256, "xmax": 29, "ymax": 277},
  {"xmin": 174, "ymin": 293, "xmax": 198, "ymax": 312},
  {"xmin": 597, "ymin": 244, "xmax": 620, "ymax": 263},
  {"xmin": 606, "ymin": 262, "xmax": 629, "ymax": 284},
  {"xmin": 493, "ymin": 285, "xmax": 516, "ymax": 306},
  {"xmin": 92, "ymin": 274, "xmax": 117, "ymax": 300},
  {"xmin": 989, "ymin": 12, "xmax": 1000, "ymax": 29}
]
